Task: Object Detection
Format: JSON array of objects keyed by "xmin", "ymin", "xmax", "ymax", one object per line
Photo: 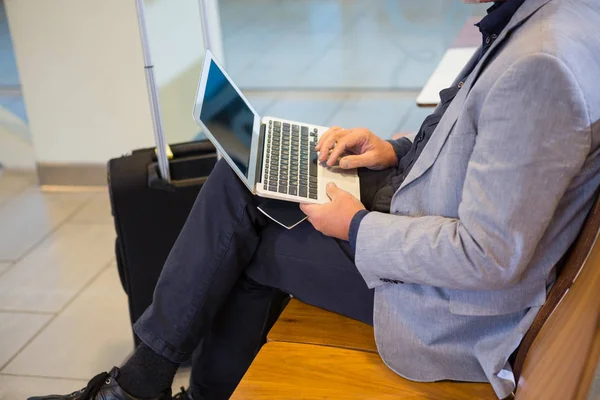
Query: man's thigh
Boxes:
[
  {"xmin": 245, "ymin": 220, "xmax": 374, "ymax": 325},
  {"xmin": 245, "ymin": 167, "xmax": 395, "ymax": 325}
]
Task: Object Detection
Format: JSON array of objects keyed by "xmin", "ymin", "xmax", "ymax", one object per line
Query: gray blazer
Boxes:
[{"xmin": 354, "ymin": 0, "xmax": 600, "ymax": 398}]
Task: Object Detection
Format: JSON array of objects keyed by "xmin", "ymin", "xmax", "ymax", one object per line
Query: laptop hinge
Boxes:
[{"xmin": 256, "ymin": 123, "xmax": 266, "ymax": 184}]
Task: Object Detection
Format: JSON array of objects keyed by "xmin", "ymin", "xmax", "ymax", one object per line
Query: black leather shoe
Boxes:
[
  {"xmin": 173, "ymin": 387, "xmax": 192, "ymax": 400},
  {"xmin": 27, "ymin": 367, "xmax": 172, "ymax": 400}
]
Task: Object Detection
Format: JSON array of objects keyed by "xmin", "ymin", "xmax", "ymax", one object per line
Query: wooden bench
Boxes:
[
  {"xmin": 232, "ymin": 342, "xmax": 496, "ymax": 400},
  {"xmin": 266, "ymin": 299, "xmax": 377, "ymax": 353},
  {"xmin": 233, "ymin": 193, "xmax": 600, "ymax": 399}
]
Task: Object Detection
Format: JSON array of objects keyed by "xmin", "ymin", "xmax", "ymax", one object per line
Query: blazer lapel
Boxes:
[{"xmin": 396, "ymin": 0, "xmax": 553, "ymax": 193}]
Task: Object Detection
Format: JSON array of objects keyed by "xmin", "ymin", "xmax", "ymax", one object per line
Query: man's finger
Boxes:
[
  {"xmin": 316, "ymin": 126, "xmax": 342, "ymax": 151},
  {"xmin": 339, "ymin": 153, "xmax": 373, "ymax": 169},
  {"xmin": 318, "ymin": 129, "xmax": 350, "ymax": 162},
  {"xmin": 326, "ymin": 141, "xmax": 346, "ymax": 166},
  {"xmin": 318, "ymin": 131, "xmax": 343, "ymax": 162},
  {"xmin": 300, "ymin": 203, "xmax": 319, "ymax": 216},
  {"xmin": 326, "ymin": 182, "xmax": 341, "ymax": 200},
  {"xmin": 326, "ymin": 132, "xmax": 362, "ymax": 166}
]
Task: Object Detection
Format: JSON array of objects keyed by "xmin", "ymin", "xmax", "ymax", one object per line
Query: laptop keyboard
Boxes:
[{"xmin": 263, "ymin": 120, "xmax": 319, "ymax": 199}]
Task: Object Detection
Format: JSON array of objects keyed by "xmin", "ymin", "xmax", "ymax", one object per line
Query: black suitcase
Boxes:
[
  {"xmin": 107, "ymin": 140, "xmax": 217, "ymax": 346},
  {"xmin": 109, "ymin": 2, "xmax": 286, "ymax": 352}
]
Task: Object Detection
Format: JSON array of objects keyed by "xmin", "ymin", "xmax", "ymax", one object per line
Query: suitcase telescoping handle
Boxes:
[
  {"xmin": 135, "ymin": 0, "xmax": 171, "ymax": 182},
  {"xmin": 147, "ymin": 160, "xmax": 208, "ymax": 190},
  {"xmin": 147, "ymin": 141, "xmax": 217, "ymax": 191}
]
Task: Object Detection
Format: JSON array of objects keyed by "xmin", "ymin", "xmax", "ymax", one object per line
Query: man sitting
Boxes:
[{"xmin": 30, "ymin": 0, "xmax": 600, "ymax": 399}]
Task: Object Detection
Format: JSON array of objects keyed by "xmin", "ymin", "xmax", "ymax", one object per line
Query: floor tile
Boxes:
[
  {"xmin": 69, "ymin": 190, "xmax": 113, "ymax": 225},
  {"xmin": 0, "ymin": 223, "xmax": 115, "ymax": 312},
  {"xmin": 588, "ymin": 365, "xmax": 600, "ymax": 400},
  {"xmin": 223, "ymin": 31, "xmax": 280, "ymax": 78},
  {"xmin": 243, "ymin": 93, "xmax": 277, "ymax": 116},
  {"xmin": 590, "ymin": 384, "xmax": 599, "ymax": 400},
  {"xmin": 234, "ymin": 61, "xmax": 309, "ymax": 89},
  {"xmin": 0, "ymin": 375, "xmax": 87, "ymax": 400},
  {"xmin": 397, "ymin": 104, "xmax": 435, "ymax": 133},
  {"xmin": 263, "ymin": 94, "xmax": 345, "ymax": 127},
  {"xmin": 297, "ymin": 27, "xmax": 411, "ymax": 89},
  {"xmin": 326, "ymin": 94, "xmax": 415, "ymax": 139},
  {"xmin": 224, "ymin": 24, "xmax": 350, "ymax": 86},
  {"xmin": 233, "ymin": 32, "xmax": 338, "ymax": 88},
  {"xmin": 219, "ymin": 0, "xmax": 277, "ymax": 38},
  {"xmin": 0, "ymin": 171, "xmax": 35, "ymax": 208},
  {"xmin": 0, "ymin": 312, "xmax": 52, "ymax": 370},
  {"xmin": 0, "ymin": 262, "xmax": 9, "ymax": 276},
  {"xmin": 221, "ymin": 0, "xmax": 367, "ymax": 39},
  {"xmin": 220, "ymin": 0, "xmax": 475, "ymax": 90},
  {"xmin": 3, "ymin": 266, "xmax": 132, "ymax": 379},
  {"xmin": 173, "ymin": 367, "xmax": 191, "ymax": 393},
  {"xmin": 0, "ymin": 189, "xmax": 90, "ymax": 261}
]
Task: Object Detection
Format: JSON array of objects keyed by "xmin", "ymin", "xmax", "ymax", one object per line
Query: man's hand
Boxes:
[
  {"xmin": 300, "ymin": 182, "xmax": 366, "ymax": 241},
  {"xmin": 316, "ymin": 127, "xmax": 398, "ymax": 170}
]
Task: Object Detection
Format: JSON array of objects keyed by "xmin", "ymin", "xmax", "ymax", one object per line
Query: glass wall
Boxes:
[
  {"xmin": 134, "ymin": 0, "xmax": 489, "ymax": 147},
  {"xmin": 0, "ymin": 0, "xmax": 34, "ymax": 170},
  {"xmin": 219, "ymin": 0, "xmax": 487, "ymax": 138},
  {"xmin": 143, "ymin": 0, "xmax": 207, "ymax": 144}
]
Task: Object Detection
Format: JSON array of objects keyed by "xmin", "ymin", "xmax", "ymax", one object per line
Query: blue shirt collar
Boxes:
[{"xmin": 477, "ymin": 0, "xmax": 527, "ymax": 37}]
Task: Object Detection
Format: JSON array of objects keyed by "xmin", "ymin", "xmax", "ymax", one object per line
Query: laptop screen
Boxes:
[{"xmin": 199, "ymin": 60, "xmax": 255, "ymax": 177}]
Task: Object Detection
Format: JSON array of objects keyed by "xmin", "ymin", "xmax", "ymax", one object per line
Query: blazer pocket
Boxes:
[{"xmin": 448, "ymin": 280, "xmax": 547, "ymax": 316}]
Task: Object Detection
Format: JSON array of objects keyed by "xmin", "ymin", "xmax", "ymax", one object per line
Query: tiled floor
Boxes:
[
  {"xmin": 0, "ymin": 173, "xmax": 140, "ymax": 398},
  {"xmin": 0, "ymin": 171, "xmax": 191, "ymax": 398}
]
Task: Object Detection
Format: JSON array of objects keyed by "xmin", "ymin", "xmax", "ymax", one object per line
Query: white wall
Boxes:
[{"xmin": 6, "ymin": 0, "xmax": 155, "ymax": 165}]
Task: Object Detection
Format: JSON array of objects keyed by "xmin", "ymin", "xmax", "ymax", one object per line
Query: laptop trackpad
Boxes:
[{"xmin": 320, "ymin": 165, "xmax": 361, "ymax": 200}]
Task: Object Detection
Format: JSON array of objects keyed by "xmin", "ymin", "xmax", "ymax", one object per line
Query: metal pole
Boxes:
[
  {"xmin": 135, "ymin": 0, "xmax": 171, "ymax": 181},
  {"xmin": 198, "ymin": 0, "xmax": 225, "ymax": 64},
  {"xmin": 198, "ymin": 0, "xmax": 210, "ymax": 51},
  {"xmin": 198, "ymin": 0, "xmax": 225, "ymax": 160}
]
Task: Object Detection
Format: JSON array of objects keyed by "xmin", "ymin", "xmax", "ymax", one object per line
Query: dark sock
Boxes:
[{"xmin": 117, "ymin": 343, "xmax": 180, "ymax": 398}]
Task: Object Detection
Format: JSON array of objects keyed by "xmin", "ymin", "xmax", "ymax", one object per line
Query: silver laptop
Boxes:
[{"xmin": 193, "ymin": 50, "xmax": 360, "ymax": 204}]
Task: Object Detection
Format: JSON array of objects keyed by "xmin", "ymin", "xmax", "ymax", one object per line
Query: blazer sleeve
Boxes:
[{"xmin": 354, "ymin": 53, "xmax": 592, "ymax": 291}]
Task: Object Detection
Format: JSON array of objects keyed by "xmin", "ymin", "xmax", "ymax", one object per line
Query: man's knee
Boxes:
[
  {"xmin": 211, "ymin": 158, "xmax": 239, "ymax": 183},
  {"xmin": 201, "ymin": 158, "xmax": 248, "ymax": 196}
]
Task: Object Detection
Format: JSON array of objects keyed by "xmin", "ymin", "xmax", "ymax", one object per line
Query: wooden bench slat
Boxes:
[
  {"xmin": 267, "ymin": 299, "xmax": 378, "ymax": 353},
  {"xmin": 514, "ymin": 219, "xmax": 600, "ymax": 399},
  {"xmin": 232, "ymin": 342, "xmax": 497, "ymax": 400}
]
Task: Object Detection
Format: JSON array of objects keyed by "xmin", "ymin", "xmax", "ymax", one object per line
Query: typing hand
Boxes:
[
  {"xmin": 316, "ymin": 127, "xmax": 398, "ymax": 170},
  {"xmin": 300, "ymin": 182, "xmax": 365, "ymax": 241}
]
